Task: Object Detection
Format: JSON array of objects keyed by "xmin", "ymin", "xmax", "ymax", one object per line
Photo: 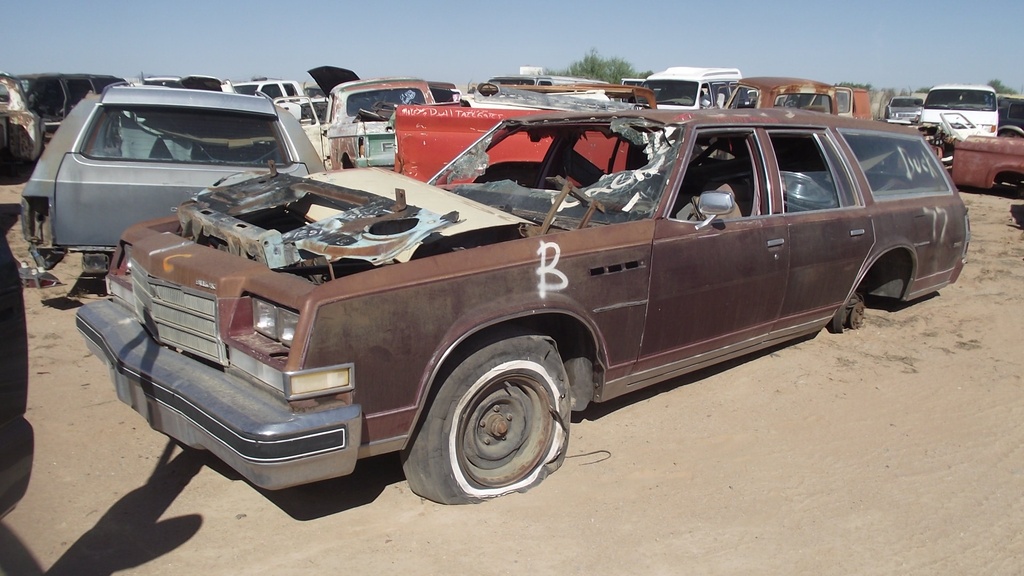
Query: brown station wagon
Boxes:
[{"xmin": 77, "ymin": 109, "xmax": 969, "ymax": 504}]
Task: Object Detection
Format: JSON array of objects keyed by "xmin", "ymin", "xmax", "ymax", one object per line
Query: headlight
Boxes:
[
  {"xmin": 278, "ymin": 309, "xmax": 299, "ymax": 346},
  {"xmin": 252, "ymin": 298, "xmax": 299, "ymax": 346}
]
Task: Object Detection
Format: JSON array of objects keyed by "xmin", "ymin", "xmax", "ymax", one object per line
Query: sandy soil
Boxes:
[{"xmin": 0, "ymin": 175, "xmax": 1021, "ymax": 576}]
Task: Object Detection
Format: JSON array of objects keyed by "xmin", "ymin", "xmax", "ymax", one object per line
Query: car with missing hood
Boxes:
[
  {"xmin": 77, "ymin": 108, "xmax": 968, "ymax": 504},
  {"xmin": 21, "ymin": 84, "xmax": 324, "ymax": 276}
]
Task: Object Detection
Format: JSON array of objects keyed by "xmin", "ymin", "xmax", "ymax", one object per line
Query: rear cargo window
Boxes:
[
  {"xmin": 839, "ymin": 131, "xmax": 950, "ymax": 197},
  {"xmin": 82, "ymin": 105, "xmax": 286, "ymax": 166}
]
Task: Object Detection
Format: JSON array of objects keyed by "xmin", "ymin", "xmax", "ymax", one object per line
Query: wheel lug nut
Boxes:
[
  {"xmin": 483, "ymin": 437, "xmax": 491, "ymax": 445},
  {"xmin": 506, "ymin": 414, "xmax": 512, "ymax": 421},
  {"xmin": 492, "ymin": 406, "xmax": 500, "ymax": 413}
]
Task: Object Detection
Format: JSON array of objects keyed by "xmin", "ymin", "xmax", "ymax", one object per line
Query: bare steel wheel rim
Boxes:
[
  {"xmin": 847, "ymin": 293, "xmax": 866, "ymax": 330},
  {"xmin": 458, "ymin": 372, "xmax": 554, "ymax": 488}
]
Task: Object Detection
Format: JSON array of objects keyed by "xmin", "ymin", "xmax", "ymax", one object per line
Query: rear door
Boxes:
[{"xmin": 764, "ymin": 129, "xmax": 874, "ymax": 334}]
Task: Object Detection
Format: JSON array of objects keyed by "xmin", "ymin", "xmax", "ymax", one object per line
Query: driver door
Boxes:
[{"xmin": 634, "ymin": 128, "xmax": 790, "ymax": 377}]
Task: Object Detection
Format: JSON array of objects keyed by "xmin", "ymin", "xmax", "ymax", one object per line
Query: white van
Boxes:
[
  {"xmin": 643, "ymin": 67, "xmax": 741, "ymax": 110},
  {"xmin": 919, "ymin": 84, "xmax": 998, "ymax": 135}
]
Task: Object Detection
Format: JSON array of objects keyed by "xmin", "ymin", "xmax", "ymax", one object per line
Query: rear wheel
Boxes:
[
  {"xmin": 828, "ymin": 292, "xmax": 866, "ymax": 333},
  {"xmin": 402, "ymin": 332, "xmax": 570, "ymax": 504}
]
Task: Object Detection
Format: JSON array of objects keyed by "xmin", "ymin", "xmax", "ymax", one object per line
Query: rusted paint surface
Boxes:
[
  {"xmin": 179, "ymin": 169, "xmax": 530, "ymax": 269},
  {"xmin": 728, "ymin": 77, "xmax": 871, "ymax": 119},
  {"xmin": 82, "ymin": 108, "xmax": 969, "ymax": 495},
  {"xmin": 0, "ymin": 74, "xmax": 43, "ymax": 162},
  {"xmin": 951, "ymin": 135, "xmax": 1024, "ymax": 190}
]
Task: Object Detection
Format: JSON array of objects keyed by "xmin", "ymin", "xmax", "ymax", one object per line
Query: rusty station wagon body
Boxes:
[{"xmin": 77, "ymin": 108, "xmax": 969, "ymax": 504}]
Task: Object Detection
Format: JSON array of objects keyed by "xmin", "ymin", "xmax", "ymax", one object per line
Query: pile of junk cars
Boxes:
[{"xmin": 2, "ymin": 62, "xmax": 1003, "ymax": 507}]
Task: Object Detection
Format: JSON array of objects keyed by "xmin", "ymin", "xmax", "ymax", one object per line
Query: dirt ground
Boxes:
[{"xmin": 0, "ymin": 174, "xmax": 1021, "ymax": 576}]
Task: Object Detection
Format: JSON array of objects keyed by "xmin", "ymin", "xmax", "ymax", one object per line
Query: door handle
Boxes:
[
  {"xmin": 766, "ymin": 238, "xmax": 785, "ymax": 248},
  {"xmin": 850, "ymin": 228, "xmax": 865, "ymax": 237}
]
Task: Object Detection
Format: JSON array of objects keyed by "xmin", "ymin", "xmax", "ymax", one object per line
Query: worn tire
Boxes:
[{"xmin": 402, "ymin": 332, "xmax": 571, "ymax": 504}]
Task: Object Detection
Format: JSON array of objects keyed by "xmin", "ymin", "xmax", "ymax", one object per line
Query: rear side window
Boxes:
[
  {"xmin": 65, "ymin": 79, "xmax": 95, "ymax": 108},
  {"xmin": 836, "ymin": 90, "xmax": 851, "ymax": 114},
  {"xmin": 767, "ymin": 131, "xmax": 846, "ymax": 213},
  {"xmin": 82, "ymin": 105, "xmax": 286, "ymax": 166},
  {"xmin": 839, "ymin": 130, "xmax": 951, "ymax": 197},
  {"xmin": 774, "ymin": 93, "xmax": 833, "ymax": 114},
  {"xmin": 258, "ymin": 84, "xmax": 283, "ymax": 99}
]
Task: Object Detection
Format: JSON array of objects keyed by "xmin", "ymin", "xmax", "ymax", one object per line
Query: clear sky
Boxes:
[{"xmin": 7, "ymin": 0, "xmax": 1024, "ymax": 93}]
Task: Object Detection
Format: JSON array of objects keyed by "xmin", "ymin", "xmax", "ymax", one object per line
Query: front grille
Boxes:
[{"xmin": 131, "ymin": 259, "xmax": 227, "ymax": 365}]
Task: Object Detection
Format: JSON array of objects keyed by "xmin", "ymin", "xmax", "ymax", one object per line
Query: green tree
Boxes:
[
  {"xmin": 549, "ymin": 49, "xmax": 649, "ymax": 84},
  {"xmin": 837, "ymin": 82, "xmax": 873, "ymax": 91},
  {"xmin": 987, "ymin": 79, "xmax": 1017, "ymax": 94}
]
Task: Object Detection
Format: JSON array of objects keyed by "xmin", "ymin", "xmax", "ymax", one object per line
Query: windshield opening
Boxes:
[
  {"xmin": 431, "ymin": 119, "xmax": 680, "ymax": 228},
  {"xmin": 643, "ymin": 79, "xmax": 699, "ymax": 107},
  {"xmin": 344, "ymin": 88, "xmax": 426, "ymax": 118},
  {"xmin": 924, "ymin": 89, "xmax": 996, "ymax": 111}
]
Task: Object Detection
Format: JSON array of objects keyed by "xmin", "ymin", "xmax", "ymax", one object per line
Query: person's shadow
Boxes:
[{"xmin": 0, "ymin": 441, "xmax": 206, "ymax": 576}]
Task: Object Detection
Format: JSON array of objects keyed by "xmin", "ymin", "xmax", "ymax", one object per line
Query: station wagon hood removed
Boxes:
[{"xmin": 178, "ymin": 168, "xmax": 531, "ymax": 274}]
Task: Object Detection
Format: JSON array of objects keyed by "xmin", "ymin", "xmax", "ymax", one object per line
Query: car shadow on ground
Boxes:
[
  {"xmin": 29, "ymin": 442, "xmax": 207, "ymax": 576},
  {"xmin": 256, "ymin": 453, "xmax": 407, "ymax": 520}
]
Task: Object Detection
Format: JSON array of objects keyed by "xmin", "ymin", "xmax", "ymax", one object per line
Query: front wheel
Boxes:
[{"xmin": 402, "ymin": 332, "xmax": 570, "ymax": 504}]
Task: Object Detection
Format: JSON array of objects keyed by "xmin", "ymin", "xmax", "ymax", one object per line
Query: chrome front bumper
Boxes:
[{"xmin": 77, "ymin": 299, "xmax": 361, "ymax": 490}]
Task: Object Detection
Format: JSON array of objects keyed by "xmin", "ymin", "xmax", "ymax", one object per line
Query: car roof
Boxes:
[
  {"xmin": 19, "ymin": 73, "xmax": 124, "ymax": 82},
  {"xmin": 928, "ymin": 84, "xmax": 995, "ymax": 92},
  {"xmin": 502, "ymin": 107, "xmax": 921, "ymax": 135},
  {"xmin": 736, "ymin": 77, "xmax": 834, "ymax": 91},
  {"xmin": 332, "ymin": 77, "xmax": 429, "ymax": 93},
  {"xmin": 646, "ymin": 67, "xmax": 742, "ymax": 80},
  {"xmin": 99, "ymin": 85, "xmax": 278, "ymax": 116}
]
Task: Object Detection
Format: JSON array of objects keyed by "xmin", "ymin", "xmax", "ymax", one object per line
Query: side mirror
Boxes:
[{"xmin": 694, "ymin": 190, "xmax": 736, "ymax": 229}]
